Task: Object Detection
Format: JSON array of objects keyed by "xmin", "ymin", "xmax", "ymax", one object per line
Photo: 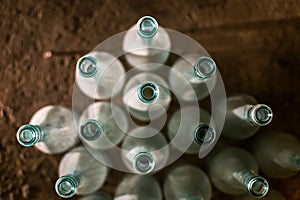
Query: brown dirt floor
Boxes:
[{"xmin": 0, "ymin": 0, "xmax": 300, "ymax": 199}]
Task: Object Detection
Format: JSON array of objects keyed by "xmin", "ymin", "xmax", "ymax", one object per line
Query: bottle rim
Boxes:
[
  {"xmin": 79, "ymin": 119, "xmax": 103, "ymax": 141},
  {"xmin": 137, "ymin": 16, "xmax": 159, "ymax": 38},
  {"xmin": 16, "ymin": 124, "xmax": 40, "ymax": 147},
  {"xmin": 249, "ymin": 104, "xmax": 273, "ymax": 126},
  {"xmin": 247, "ymin": 176, "xmax": 269, "ymax": 198},
  {"xmin": 55, "ymin": 175, "xmax": 78, "ymax": 198},
  {"xmin": 133, "ymin": 152, "xmax": 155, "ymax": 174},
  {"xmin": 137, "ymin": 82, "xmax": 159, "ymax": 103},
  {"xmin": 194, "ymin": 57, "xmax": 216, "ymax": 79},
  {"xmin": 77, "ymin": 56, "xmax": 98, "ymax": 78},
  {"xmin": 194, "ymin": 124, "xmax": 216, "ymax": 145}
]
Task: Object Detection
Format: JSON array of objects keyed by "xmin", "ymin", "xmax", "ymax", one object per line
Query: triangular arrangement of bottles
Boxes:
[{"xmin": 16, "ymin": 15, "xmax": 298, "ymax": 200}]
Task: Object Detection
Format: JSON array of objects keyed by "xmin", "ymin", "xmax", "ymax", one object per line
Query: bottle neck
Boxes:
[
  {"xmin": 193, "ymin": 57, "xmax": 216, "ymax": 80},
  {"xmin": 247, "ymin": 104, "xmax": 273, "ymax": 126},
  {"xmin": 79, "ymin": 119, "xmax": 106, "ymax": 141},
  {"xmin": 55, "ymin": 173, "xmax": 81, "ymax": 198},
  {"xmin": 133, "ymin": 152, "xmax": 155, "ymax": 174},
  {"xmin": 234, "ymin": 171, "xmax": 269, "ymax": 198},
  {"xmin": 137, "ymin": 82, "xmax": 159, "ymax": 103},
  {"xmin": 137, "ymin": 16, "xmax": 158, "ymax": 39},
  {"xmin": 17, "ymin": 124, "xmax": 45, "ymax": 146},
  {"xmin": 276, "ymin": 150, "xmax": 300, "ymax": 171},
  {"xmin": 193, "ymin": 124, "xmax": 216, "ymax": 145}
]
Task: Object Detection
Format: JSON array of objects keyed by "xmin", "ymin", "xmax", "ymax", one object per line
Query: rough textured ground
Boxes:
[{"xmin": 0, "ymin": 0, "xmax": 300, "ymax": 199}]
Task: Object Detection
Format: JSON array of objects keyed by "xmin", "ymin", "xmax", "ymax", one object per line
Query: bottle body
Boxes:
[
  {"xmin": 78, "ymin": 102, "xmax": 128, "ymax": 150},
  {"xmin": 80, "ymin": 191, "xmax": 112, "ymax": 200},
  {"xmin": 169, "ymin": 54, "xmax": 217, "ymax": 101},
  {"xmin": 122, "ymin": 16, "xmax": 170, "ymax": 70},
  {"xmin": 123, "ymin": 73, "xmax": 171, "ymax": 121},
  {"xmin": 167, "ymin": 106, "xmax": 216, "ymax": 154},
  {"xmin": 75, "ymin": 51, "xmax": 125, "ymax": 99},
  {"xmin": 251, "ymin": 130, "xmax": 300, "ymax": 178},
  {"xmin": 115, "ymin": 174, "xmax": 162, "ymax": 200},
  {"xmin": 234, "ymin": 188, "xmax": 286, "ymax": 200},
  {"xmin": 16, "ymin": 105, "xmax": 78, "ymax": 154},
  {"xmin": 121, "ymin": 127, "xmax": 169, "ymax": 174},
  {"xmin": 220, "ymin": 94, "xmax": 272, "ymax": 139},
  {"xmin": 56, "ymin": 146, "xmax": 109, "ymax": 197},
  {"xmin": 164, "ymin": 165, "xmax": 212, "ymax": 200},
  {"xmin": 208, "ymin": 146, "xmax": 269, "ymax": 197}
]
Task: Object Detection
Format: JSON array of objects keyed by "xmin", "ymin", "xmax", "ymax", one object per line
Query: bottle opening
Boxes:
[
  {"xmin": 80, "ymin": 119, "xmax": 103, "ymax": 141},
  {"xmin": 138, "ymin": 82, "xmax": 159, "ymax": 103},
  {"xmin": 247, "ymin": 176, "xmax": 269, "ymax": 198},
  {"xmin": 16, "ymin": 125, "xmax": 40, "ymax": 147},
  {"xmin": 249, "ymin": 104, "xmax": 273, "ymax": 126},
  {"xmin": 77, "ymin": 56, "xmax": 97, "ymax": 77},
  {"xmin": 55, "ymin": 176, "xmax": 78, "ymax": 198},
  {"xmin": 194, "ymin": 57, "xmax": 216, "ymax": 79},
  {"xmin": 137, "ymin": 16, "xmax": 158, "ymax": 38},
  {"xmin": 133, "ymin": 152, "xmax": 155, "ymax": 174},
  {"xmin": 194, "ymin": 124, "xmax": 216, "ymax": 145}
]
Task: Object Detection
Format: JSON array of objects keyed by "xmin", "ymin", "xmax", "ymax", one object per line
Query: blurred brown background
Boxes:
[{"xmin": 0, "ymin": 0, "xmax": 300, "ymax": 199}]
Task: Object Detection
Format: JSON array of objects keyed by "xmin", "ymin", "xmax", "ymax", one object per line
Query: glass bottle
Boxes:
[
  {"xmin": 123, "ymin": 73, "xmax": 171, "ymax": 121},
  {"xmin": 78, "ymin": 102, "xmax": 128, "ymax": 150},
  {"xmin": 164, "ymin": 165, "xmax": 212, "ymax": 200},
  {"xmin": 55, "ymin": 146, "xmax": 108, "ymax": 198},
  {"xmin": 80, "ymin": 191, "xmax": 112, "ymax": 200},
  {"xmin": 251, "ymin": 130, "xmax": 300, "ymax": 179},
  {"xmin": 220, "ymin": 94, "xmax": 273, "ymax": 139},
  {"xmin": 115, "ymin": 174, "xmax": 162, "ymax": 200},
  {"xmin": 169, "ymin": 54, "xmax": 217, "ymax": 101},
  {"xmin": 16, "ymin": 105, "xmax": 78, "ymax": 154},
  {"xmin": 167, "ymin": 106, "xmax": 216, "ymax": 154},
  {"xmin": 121, "ymin": 127, "xmax": 169, "ymax": 174},
  {"xmin": 234, "ymin": 188, "xmax": 285, "ymax": 200},
  {"xmin": 208, "ymin": 146, "xmax": 269, "ymax": 198},
  {"xmin": 122, "ymin": 16, "xmax": 171, "ymax": 70},
  {"xmin": 75, "ymin": 51, "xmax": 125, "ymax": 99}
]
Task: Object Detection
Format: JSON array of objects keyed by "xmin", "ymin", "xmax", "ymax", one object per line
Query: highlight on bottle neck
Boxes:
[
  {"xmin": 137, "ymin": 82, "xmax": 159, "ymax": 103},
  {"xmin": 193, "ymin": 124, "xmax": 216, "ymax": 145},
  {"xmin": 79, "ymin": 119, "xmax": 103, "ymax": 141},
  {"xmin": 194, "ymin": 57, "xmax": 216, "ymax": 80},
  {"xmin": 55, "ymin": 174, "xmax": 80, "ymax": 198},
  {"xmin": 248, "ymin": 104, "xmax": 273, "ymax": 126},
  {"xmin": 245, "ymin": 175, "xmax": 269, "ymax": 198},
  {"xmin": 77, "ymin": 55, "xmax": 98, "ymax": 77},
  {"xmin": 133, "ymin": 152, "xmax": 155, "ymax": 174},
  {"xmin": 137, "ymin": 16, "xmax": 158, "ymax": 39},
  {"xmin": 16, "ymin": 124, "xmax": 42, "ymax": 147}
]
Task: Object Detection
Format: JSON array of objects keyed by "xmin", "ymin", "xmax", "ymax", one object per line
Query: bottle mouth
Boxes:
[
  {"xmin": 16, "ymin": 125, "xmax": 40, "ymax": 147},
  {"xmin": 137, "ymin": 82, "xmax": 159, "ymax": 103},
  {"xmin": 137, "ymin": 16, "xmax": 158, "ymax": 38},
  {"xmin": 194, "ymin": 124, "xmax": 216, "ymax": 145},
  {"xmin": 55, "ymin": 176, "xmax": 78, "ymax": 198},
  {"xmin": 194, "ymin": 57, "xmax": 216, "ymax": 79},
  {"xmin": 249, "ymin": 104, "xmax": 273, "ymax": 126},
  {"xmin": 79, "ymin": 119, "xmax": 103, "ymax": 141},
  {"xmin": 247, "ymin": 176, "xmax": 269, "ymax": 198},
  {"xmin": 77, "ymin": 56, "xmax": 97, "ymax": 77},
  {"xmin": 133, "ymin": 152, "xmax": 155, "ymax": 174}
]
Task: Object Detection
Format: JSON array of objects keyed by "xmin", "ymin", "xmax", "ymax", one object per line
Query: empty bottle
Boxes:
[
  {"xmin": 220, "ymin": 94, "xmax": 273, "ymax": 139},
  {"xmin": 121, "ymin": 127, "xmax": 169, "ymax": 174},
  {"xmin": 164, "ymin": 165, "xmax": 212, "ymax": 200},
  {"xmin": 233, "ymin": 188, "xmax": 285, "ymax": 200},
  {"xmin": 75, "ymin": 51, "xmax": 125, "ymax": 99},
  {"xmin": 122, "ymin": 16, "xmax": 171, "ymax": 70},
  {"xmin": 169, "ymin": 54, "xmax": 217, "ymax": 101},
  {"xmin": 208, "ymin": 146, "xmax": 269, "ymax": 198},
  {"xmin": 114, "ymin": 174, "xmax": 162, "ymax": 200},
  {"xmin": 78, "ymin": 102, "xmax": 128, "ymax": 150},
  {"xmin": 251, "ymin": 130, "xmax": 300, "ymax": 179},
  {"xmin": 167, "ymin": 106, "xmax": 216, "ymax": 154},
  {"xmin": 16, "ymin": 105, "xmax": 78, "ymax": 154},
  {"xmin": 80, "ymin": 191, "xmax": 112, "ymax": 200},
  {"xmin": 55, "ymin": 146, "xmax": 108, "ymax": 198},
  {"xmin": 123, "ymin": 73, "xmax": 171, "ymax": 121}
]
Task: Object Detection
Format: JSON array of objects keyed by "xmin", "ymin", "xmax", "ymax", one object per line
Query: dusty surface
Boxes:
[{"xmin": 0, "ymin": 0, "xmax": 300, "ymax": 199}]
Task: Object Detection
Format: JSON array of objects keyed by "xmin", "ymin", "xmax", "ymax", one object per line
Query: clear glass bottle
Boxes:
[
  {"xmin": 167, "ymin": 106, "xmax": 216, "ymax": 154},
  {"xmin": 16, "ymin": 105, "xmax": 78, "ymax": 154},
  {"xmin": 122, "ymin": 16, "xmax": 171, "ymax": 70},
  {"xmin": 75, "ymin": 51, "xmax": 125, "ymax": 99},
  {"xmin": 123, "ymin": 73, "xmax": 171, "ymax": 121},
  {"xmin": 251, "ymin": 130, "xmax": 300, "ymax": 179},
  {"xmin": 208, "ymin": 146, "xmax": 269, "ymax": 198},
  {"xmin": 169, "ymin": 54, "xmax": 217, "ymax": 101},
  {"xmin": 78, "ymin": 102, "xmax": 128, "ymax": 150},
  {"xmin": 114, "ymin": 174, "xmax": 162, "ymax": 200},
  {"xmin": 121, "ymin": 127, "xmax": 169, "ymax": 174},
  {"xmin": 234, "ymin": 188, "xmax": 286, "ymax": 200},
  {"xmin": 80, "ymin": 191, "xmax": 112, "ymax": 200},
  {"xmin": 55, "ymin": 146, "xmax": 109, "ymax": 198},
  {"xmin": 220, "ymin": 94, "xmax": 273, "ymax": 139},
  {"xmin": 164, "ymin": 165, "xmax": 212, "ymax": 200}
]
